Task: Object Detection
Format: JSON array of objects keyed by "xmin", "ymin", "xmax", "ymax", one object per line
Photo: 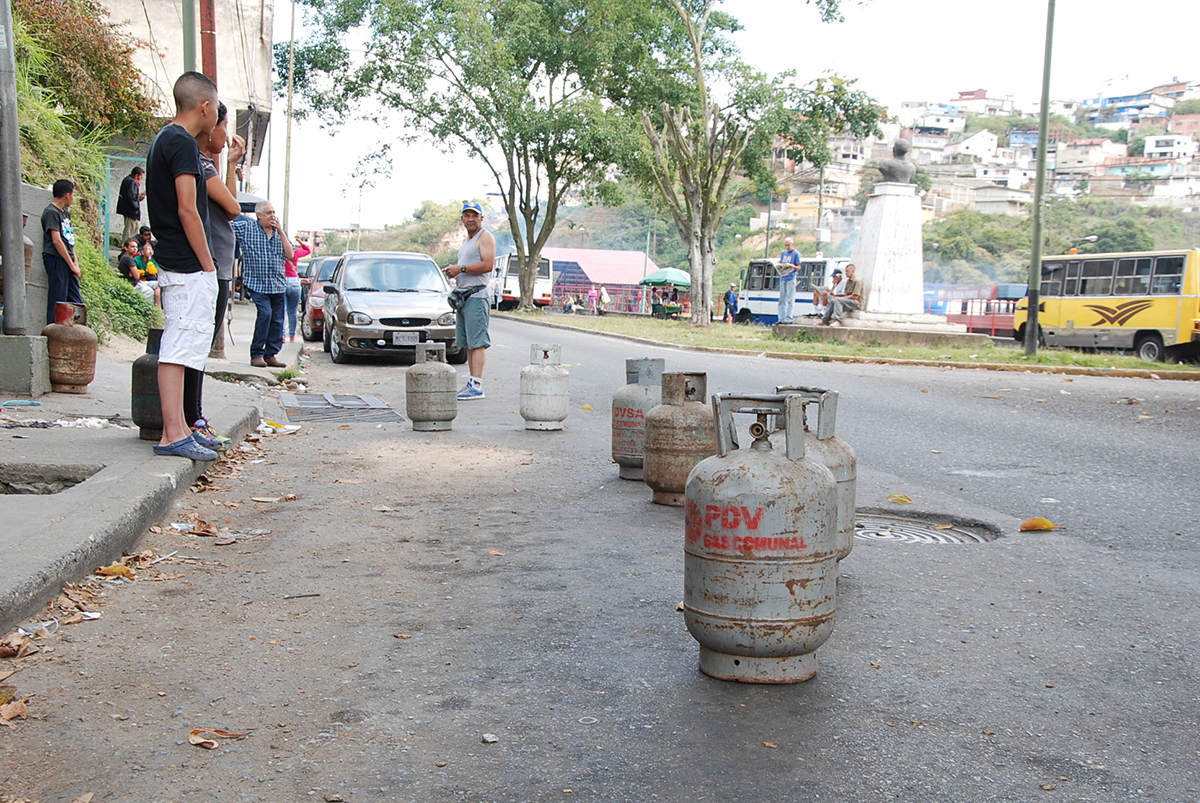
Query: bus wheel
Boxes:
[
  {"xmin": 1134, "ymin": 333, "xmax": 1164, "ymax": 362},
  {"xmin": 736, "ymin": 309, "xmax": 752, "ymax": 325}
]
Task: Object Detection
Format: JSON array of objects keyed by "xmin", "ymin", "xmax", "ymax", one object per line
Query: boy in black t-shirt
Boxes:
[
  {"xmin": 41, "ymin": 179, "xmax": 82, "ymax": 325},
  {"xmin": 145, "ymin": 72, "xmax": 220, "ymax": 462}
]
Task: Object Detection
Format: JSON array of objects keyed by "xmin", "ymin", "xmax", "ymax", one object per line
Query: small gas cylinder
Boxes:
[
  {"xmin": 41, "ymin": 302, "xmax": 97, "ymax": 394},
  {"xmin": 611, "ymin": 357, "xmax": 665, "ymax": 480},
  {"xmin": 131, "ymin": 328, "xmax": 164, "ymax": 441},
  {"xmin": 519, "ymin": 344, "xmax": 569, "ymax": 431},
  {"xmin": 643, "ymin": 372, "xmax": 716, "ymax": 506},
  {"xmin": 772, "ymin": 385, "xmax": 857, "ymax": 562},
  {"xmin": 406, "ymin": 343, "xmax": 458, "ymax": 431},
  {"xmin": 684, "ymin": 394, "xmax": 838, "ymax": 683}
]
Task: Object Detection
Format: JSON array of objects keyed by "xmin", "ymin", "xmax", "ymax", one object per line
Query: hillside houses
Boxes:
[{"xmin": 762, "ymin": 78, "xmax": 1199, "ymax": 235}]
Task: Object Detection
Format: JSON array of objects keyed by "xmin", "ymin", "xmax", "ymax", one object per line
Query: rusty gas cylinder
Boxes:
[
  {"xmin": 131, "ymin": 328, "xmax": 163, "ymax": 441},
  {"xmin": 772, "ymin": 385, "xmax": 857, "ymax": 562},
  {"xmin": 611, "ymin": 357, "xmax": 664, "ymax": 480},
  {"xmin": 684, "ymin": 393, "xmax": 838, "ymax": 683},
  {"xmin": 41, "ymin": 302, "xmax": 97, "ymax": 393},
  {"xmin": 643, "ymin": 372, "xmax": 716, "ymax": 506},
  {"xmin": 519, "ymin": 344, "xmax": 569, "ymax": 430},
  {"xmin": 406, "ymin": 343, "xmax": 458, "ymax": 431}
]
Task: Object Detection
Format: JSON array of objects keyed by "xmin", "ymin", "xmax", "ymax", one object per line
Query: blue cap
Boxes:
[{"xmin": 462, "ymin": 201, "xmax": 483, "ymax": 215}]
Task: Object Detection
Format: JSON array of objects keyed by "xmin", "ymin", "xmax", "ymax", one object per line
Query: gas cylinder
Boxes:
[
  {"xmin": 684, "ymin": 394, "xmax": 838, "ymax": 683},
  {"xmin": 131, "ymin": 328, "xmax": 163, "ymax": 441},
  {"xmin": 406, "ymin": 343, "xmax": 458, "ymax": 431},
  {"xmin": 611, "ymin": 357, "xmax": 664, "ymax": 480},
  {"xmin": 41, "ymin": 302, "xmax": 97, "ymax": 393},
  {"xmin": 519, "ymin": 344, "xmax": 569, "ymax": 431},
  {"xmin": 643, "ymin": 372, "xmax": 716, "ymax": 506},
  {"xmin": 771, "ymin": 385, "xmax": 857, "ymax": 562}
]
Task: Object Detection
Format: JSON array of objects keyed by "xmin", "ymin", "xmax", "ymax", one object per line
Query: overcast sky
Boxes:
[{"xmin": 260, "ymin": 0, "xmax": 1199, "ymax": 233}]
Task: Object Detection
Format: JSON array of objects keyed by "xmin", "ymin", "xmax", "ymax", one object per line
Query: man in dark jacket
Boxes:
[{"xmin": 117, "ymin": 166, "xmax": 145, "ymax": 243}]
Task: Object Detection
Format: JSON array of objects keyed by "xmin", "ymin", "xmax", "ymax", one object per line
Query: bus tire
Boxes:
[
  {"xmin": 1013, "ymin": 323, "xmax": 1025, "ymax": 343},
  {"xmin": 1134, "ymin": 333, "xmax": 1164, "ymax": 362},
  {"xmin": 736, "ymin": 309, "xmax": 753, "ymax": 325},
  {"xmin": 498, "ymin": 300, "xmax": 518, "ymax": 312}
]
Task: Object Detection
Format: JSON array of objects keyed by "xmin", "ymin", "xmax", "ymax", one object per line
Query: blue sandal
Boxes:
[{"xmin": 153, "ymin": 435, "xmax": 218, "ymax": 461}]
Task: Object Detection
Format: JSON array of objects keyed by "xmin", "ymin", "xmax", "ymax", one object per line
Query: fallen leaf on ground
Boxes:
[
  {"xmin": 0, "ymin": 686, "xmax": 15, "ymax": 705},
  {"xmin": 870, "ymin": 662, "xmax": 881, "ymax": 669},
  {"xmin": 284, "ymin": 493, "xmax": 298, "ymax": 501},
  {"xmin": 0, "ymin": 671, "xmax": 13, "ymax": 683},
  {"xmin": 885, "ymin": 494, "xmax": 912, "ymax": 504},
  {"xmin": 983, "ymin": 729, "xmax": 995, "ymax": 735},
  {"xmin": 188, "ymin": 728, "xmax": 247, "ymax": 749},
  {"xmin": 489, "ymin": 550, "xmax": 506, "ymax": 556},
  {"xmin": 394, "ymin": 634, "xmax": 411, "ymax": 639},
  {"xmin": 148, "ymin": 525, "xmax": 163, "ymax": 534},
  {"xmin": 933, "ymin": 523, "xmax": 955, "ymax": 530},
  {"xmin": 1020, "ymin": 517, "xmax": 1057, "ymax": 532},
  {"xmin": 251, "ymin": 496, "xmax": 283, "ymax": 503},
  {"xmin": 95, "ymin": 564, "xmax": 134, "ymax": 580},
  {"xmin": 68, "ymin": 795, "xmax": 95, "ymax": 803},
  {"xmin": 0, "ymin": 698, "xmax": 29, "ymax": 721},
  {"xmin": 763, "ymin": 742, "xmax": 778, "ymax": 748},
  {"xmin": 676, "ymin": 601, "xmax": 685, "ymax": 611},
  {"xmin": 1041, "ymin": 784, "xmax": 1055, "ymax": 791},
  {"xmin": 215, "ymin": 537, "xmax": 238, "ymax": 546},
  {"xmin": 580, "ymin": 404, "xmax": 592, "ymax": 410}
]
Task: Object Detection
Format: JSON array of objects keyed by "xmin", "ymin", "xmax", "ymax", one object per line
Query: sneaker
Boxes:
[
  {"xmin": 153, "ymin": 435, "xmax": 218, "ymax": 461},
  {"xmin": 457, "ymin": 383, "xmax": 485, "ymax": 401},
  {"xmin": 192, "ymin": 418, "xmax": 230, "ymax": 452}
]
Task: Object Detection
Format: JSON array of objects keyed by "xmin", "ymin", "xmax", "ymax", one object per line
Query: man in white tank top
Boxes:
[{"xmin": 446, "ymin": 201, "xmax": 496, "ymax": 399}]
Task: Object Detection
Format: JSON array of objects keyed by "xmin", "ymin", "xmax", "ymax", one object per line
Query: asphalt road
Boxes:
[{"xmin": 2, "ymin": 317, "xmax": 1197, "ymax": 803}]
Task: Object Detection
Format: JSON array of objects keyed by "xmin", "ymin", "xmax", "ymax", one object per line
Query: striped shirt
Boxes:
[{"xmin": 231, "ymin": 216, "xmax": 288, "ymax": 294}]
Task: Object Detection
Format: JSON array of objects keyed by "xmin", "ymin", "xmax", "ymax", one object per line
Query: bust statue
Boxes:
[{"xmin": 878, "ymin": 139, "xmax": 916, "ymax": 184}]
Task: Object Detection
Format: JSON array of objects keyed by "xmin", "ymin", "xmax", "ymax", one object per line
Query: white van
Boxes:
[
  {"xmin": 493, "ymin": 253, "xmax": 554, "ymax": 310},
  {"xmin": 736, "ymin": 256, "xmax": 851, "ymax": 324}
]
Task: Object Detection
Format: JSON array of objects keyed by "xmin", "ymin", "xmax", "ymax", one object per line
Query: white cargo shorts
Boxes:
[{"xmin": 158, "ymin": 269, "xmax": 217, "ymax": 370}]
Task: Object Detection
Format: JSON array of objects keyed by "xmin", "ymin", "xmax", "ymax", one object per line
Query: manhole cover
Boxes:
[
  {"xmin": 854, "ymin": 515, "xmax": 991, "ymax": 544},
  {"xmin": 280, "ymin": 392, "xmax": 406, "ymax": 424}
]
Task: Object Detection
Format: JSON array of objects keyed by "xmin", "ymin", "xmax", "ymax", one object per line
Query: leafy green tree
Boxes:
[
  {"xmin": 1077, "ymin": 217, "xmax": 1154, "ymax": 253},
  {"xmin": 286, "ymin": 0, "xmax": 660, "ymax": 309},
  {"xmin": 1172, "ymin": 98, "xmax": 1200, "ymax": 115},
  {"xmin": 13, "ymin": 0, "xmax": 157, "ymax": 135},
  {"xmin": 640, "ymin": 0, "xmax": 883, "ymax": 324}
]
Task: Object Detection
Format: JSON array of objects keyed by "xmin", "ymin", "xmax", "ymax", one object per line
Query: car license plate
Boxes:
[{"xmin": 392, "ymin": 332, "xmax": 420, "ymax": 346}]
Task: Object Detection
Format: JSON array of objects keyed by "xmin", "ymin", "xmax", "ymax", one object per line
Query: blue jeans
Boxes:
[
  {"xmin": 285, "ymin": 276, "xmax": 302, "ymax": 338},
  {"xmin": 247, "ymin": 288, "xmax": 284, "ymax": 359},
  {"xmin": 777, "ymin": 278, "xmax": 796, "ymax": 323}
]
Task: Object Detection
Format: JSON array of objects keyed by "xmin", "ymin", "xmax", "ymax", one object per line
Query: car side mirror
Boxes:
[{"xmin": 324, "ymin": 284, "xmax": 338, "ymax": 295}]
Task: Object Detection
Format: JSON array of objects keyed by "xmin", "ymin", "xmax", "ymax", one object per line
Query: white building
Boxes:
[
  {"xmin": 944, "ymin": 130, "xmax": 999, "ymax": 163},
  {"xmin": 1055, "ymin": 138, "xmax": 1128, "ymax": 174},
  {"xmin": 950, "ymin": 89, "xmax": 1016, "ymax": 117},
  {"xmin": 1143, "ymin": 134, "xmax": 1195, "ymax": 162},
  {"xmin": 974, "ymin": 185, "xmax": 1031, "ymax": 216}
]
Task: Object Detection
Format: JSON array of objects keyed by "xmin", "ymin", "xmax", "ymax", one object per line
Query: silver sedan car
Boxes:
[{"xmin": 321, "ymin": 251, "xmax": 466, "ymax": 364}]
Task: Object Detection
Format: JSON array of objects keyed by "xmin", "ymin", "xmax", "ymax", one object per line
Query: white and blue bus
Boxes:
[{"xmin": 736, "ymin": 256, "xmax": 852, "ymax": 324}]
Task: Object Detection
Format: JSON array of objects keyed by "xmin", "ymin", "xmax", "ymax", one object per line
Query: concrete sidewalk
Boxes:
[{"xmin": 0, "ymin": 300, "xmax": 303, "ymax": 632}]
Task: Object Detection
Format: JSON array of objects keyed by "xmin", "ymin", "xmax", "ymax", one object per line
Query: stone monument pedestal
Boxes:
[{"xmin": 847, "ymin": 182, "xmax": 965, "ymax": 332}]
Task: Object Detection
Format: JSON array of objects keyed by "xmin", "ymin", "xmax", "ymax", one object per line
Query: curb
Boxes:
[
  {"xmin": 495, "ymin": 313, "xmax": 1200, "ymax": 381},
  {"xmin": 0, "ymin": 402, "xmax": 261, "ymax": 634}
]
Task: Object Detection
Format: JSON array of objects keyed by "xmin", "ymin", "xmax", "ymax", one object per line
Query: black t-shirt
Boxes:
[
  {"xmin": 41, "ymin": 203, "xmax": 75, "ymax": 259},
  {"xmin": 117, "ymin": 253, "xmax": 140, "ymax": 284},
  {"xmin": 146, "ymin": 123, "xmax": 211, "ymax": 274}
]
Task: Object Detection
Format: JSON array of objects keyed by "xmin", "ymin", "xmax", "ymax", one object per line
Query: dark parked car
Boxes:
[
  {"xmin": 300, "ymin": 257, "xmax": 339, "ymax": 342},
  {"xmin": 321, "ymin": 251, "xmax": 466, "ymax": 364}
]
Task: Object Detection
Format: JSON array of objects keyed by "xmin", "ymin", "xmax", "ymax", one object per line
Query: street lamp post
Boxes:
[{"xmin": 1025, "ymin": 0, "xmax": 1057, "ymax": 358}]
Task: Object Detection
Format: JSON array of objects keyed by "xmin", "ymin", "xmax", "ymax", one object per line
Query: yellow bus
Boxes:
[{"xmin": 1013, "ymin": 249, "xmax": 1200, "ymax": 361}]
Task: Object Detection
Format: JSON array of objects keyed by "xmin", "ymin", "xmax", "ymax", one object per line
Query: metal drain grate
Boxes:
[
  {"xmin": 854, "ymin": 515, "xmax": 991, "ymax": 545},
  {"xmin": 280, "ymin": 392, "xmax": 406, "ymax": 424}
]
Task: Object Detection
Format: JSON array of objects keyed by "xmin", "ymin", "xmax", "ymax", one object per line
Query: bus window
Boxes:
[
  {"xmin": 1079, "ymin": 259, "xmax": 1114, "ymax": 296},
  {"xmin": 1040, "ymin": 260, "xmax": 1067, "ymax": 296},
  {"xmin": 1152, "ymin": 255, "xmax": 1184, "ymax": 295},
  {"xmin": 747, "ymin": 263, "xmax": 764, "ymax": 290},
  {"xmin": 797, "ymin": 261, "xmax": 821, "ymax": 293},
  {"xmin": 1114, "ymin": 258, "xmax": 1151, "ymax": 295}
]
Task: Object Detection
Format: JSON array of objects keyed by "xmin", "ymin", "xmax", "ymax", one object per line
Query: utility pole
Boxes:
[
  {"xmin": 1025, "ymin": 0, "xmax": 1056, "ymax": 358},
  {"xmin": 0, "ymin": 0, "xmax": 26, "ymax": 334},
  {"xmin": 283, "ymin": 0, "xmax": 297, "ymax": 232},
  {"xmin": 199, "ymin": 0, "xmax": 217, "ymax": 84},
  {"xmin": 182, "ymin": 0, "xmax": 197, "ymax": 72}
]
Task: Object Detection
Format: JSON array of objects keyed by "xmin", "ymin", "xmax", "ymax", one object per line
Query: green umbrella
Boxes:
[{"xmin": 639, "ymin": 267, "xmax": 692, "ymax": 288}]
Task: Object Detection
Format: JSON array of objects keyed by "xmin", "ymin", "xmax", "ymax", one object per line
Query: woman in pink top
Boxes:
[{"xmin": 284, "ymin": 239, "xmax": 312, "ymax": 341}]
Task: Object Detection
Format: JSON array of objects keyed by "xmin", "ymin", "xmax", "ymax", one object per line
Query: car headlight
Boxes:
[
  {"xmin": 348, "ymin": 311, "xmax": 372, "ymax": 326},
  {"xmin": 437, "ymin": 312, "xmax": 456, "ymax": 326},
  {"xmin": 309, "ymin": 296, "xmax": 324, "ymax": 308}
]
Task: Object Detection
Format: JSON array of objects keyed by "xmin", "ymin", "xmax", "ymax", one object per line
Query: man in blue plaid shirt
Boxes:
[{"xmin": 231, "ymin": 201, "xmax": 294, "ymax": 367}]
